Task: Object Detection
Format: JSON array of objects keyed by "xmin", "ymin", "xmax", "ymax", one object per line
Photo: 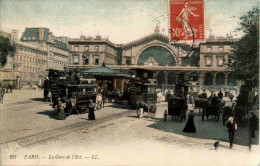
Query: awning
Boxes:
[{"xmin": 82, "ymin": 63, "xmax": 131, "ymax": 78}]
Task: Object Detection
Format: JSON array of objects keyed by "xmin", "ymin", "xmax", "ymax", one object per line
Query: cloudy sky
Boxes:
[{"xmin": 1, "ymin": 0, "xmax": 258, "ymax": 44}]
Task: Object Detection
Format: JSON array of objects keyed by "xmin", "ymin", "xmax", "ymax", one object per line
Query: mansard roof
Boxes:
[
  {"xmin": 20, "ymin": 28, "xmax": 49, "ymax": 42},
  {"xmin": 54, "ymin": 39, "xmax": 68, "ymax": 50}
]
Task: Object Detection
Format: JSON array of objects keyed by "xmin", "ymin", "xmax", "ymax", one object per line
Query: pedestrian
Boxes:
[
  {"xmin": 88, "ymin": 100, "xmax": 96, "ymax": 120},
  {"xmin": 183, "ymin": 110, "xmax": 196, "ymax": 133},
  {"xmin": 57, "ymin": 98, "xmax": 66, "ymax": 120},
  {"xmin": 249, "ymin": 112, "xmax": 258, "ymax": 138},
  {"xmin": 229, "ymin": 93, "xmax": 234, "ymax": 102},
  {"xmin": 8, "ymin": 83, "xmax": 13, "ymax": 93},
  {"xmin": 226, "ymin": 117, "xmax": 237, "ymax": 148},
  {"xmin": 165, "ymin": 90, "xmax": 171, "ymax": 102},
  {"xmin": 43, "ymin": 77, "xmax": 50, "ymax": 101},
  {"xmin": 0, "ymin": 88, "xmax": 5, "ymax": 104},
  {"xmin": 218, "ymin": 90, "xmax": 223, "ymax": 99}
]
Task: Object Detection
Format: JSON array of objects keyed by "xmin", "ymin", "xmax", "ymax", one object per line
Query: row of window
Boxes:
[
  {"xmin": 53, "ymin": 53, "xmax": 68, "ymax": 62},
  {"xmin": 17, "ymin": 46, "xmax": 48, "ymax": 57},
  {"xmin": 53, "ymin": 61, "xmax": 67, "ymax": 69},
  {"xmin": 1, "ymin": 72, "xmax": 11, "ymax": 78},
  {"xmin": 204, "ymin": 73, "xmax": 237, "ymax": 85},
  {"xmin": 206, "ymin": 46, "xmax": 230, "ymax": 53},
  {"xmin": 23, "ymin": 36, "xmax": 36, "ymax": 40},
  {"xmin": 205, "ymin": 56, "xmax": 225, "ymax": 67},
  {"xmin": 16, "ymin": 55, "xmax": 47, "ymax": 66},
  {"xmin": 74, "ymin": 45, "xmax": 99, "ymax": 52},
  {"xmin": 72, "ymin": 54, "xmax": 100, "ymax": 65},
  {"xmin": 22, "ymin": 66, "xmax": 45, "ymax": 73}
]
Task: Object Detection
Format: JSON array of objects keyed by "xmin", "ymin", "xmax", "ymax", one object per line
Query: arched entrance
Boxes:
[
  {"xmin": 228, "ymin": 73, "xmax": 237, "ymax": 86},
  {"xmin": 216, "ymin": 73, "xmax": 225, "ymax": 85},
  {"xmin": 204, "ymin": 73, "xmax": 213, "ymax": 85},
  {"xmin": 177, "ymin": 72, "xmax": 186, "ymax": 83},
  {"xmin": 137, "ymin": 46, "xmax": 176, "ymax": 65}
]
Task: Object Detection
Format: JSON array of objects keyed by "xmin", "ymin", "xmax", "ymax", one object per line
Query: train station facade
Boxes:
[{"xmin": 68, "ymin": 28, "xmax": 242, "ymax": 93}]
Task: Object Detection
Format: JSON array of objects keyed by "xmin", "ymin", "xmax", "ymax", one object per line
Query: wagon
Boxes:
[
  {"xmin": 129, "ymin": 82, "xmax": 157, "ymax": 110},
  {"xmin": 45, "ymin": 69, "xmax": 97, "ymax": 120},
  {"xmin": 164, "ymin": 96, "xmax": 187, "ymax": 122},
  {"xmin": 201, "ymin": 98, "xmax": 225, "ymax": 122}
]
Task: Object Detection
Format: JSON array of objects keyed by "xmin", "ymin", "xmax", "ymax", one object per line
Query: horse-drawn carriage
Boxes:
[
  {"xmin": 128, "ymin": 76, "xmax": 157, "ymax": 118},
  {"xmin": 45, "ymin": 69, "xmax": 97, "ymax": 120},
  {"xmin": 194, "ymin": 95, "xmax": 225, "ymax": 122},
  {"xmin": 164, "ymin": 96, "xmax": 188, "ymax": 122}
]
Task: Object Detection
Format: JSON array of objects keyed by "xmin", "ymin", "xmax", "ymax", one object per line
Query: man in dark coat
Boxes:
[
  {"xmin": 88, "ymin": 100, "xmax": 96, "ymax": 120},
  {"xmin": 8, "ymin": 83, "xmax": 13, "ymax": 93},
  {"xmin": 218, "ymin": 90, "xmax": 223, "ymax": 99},
  {"xmin": 250, "ymin": 112, "xmax": 258, "ymax": 138},
  {"xmin": 43, "ymin": 78, "xmax": 50, "ymax": 100},
  {"xmin": 210, "ymin": 94, "xmax": 218, "ymax": 106}
]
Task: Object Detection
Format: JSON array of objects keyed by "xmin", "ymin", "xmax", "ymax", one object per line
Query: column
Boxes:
[
  {"xmin": 213, "ymin": 72, "xmax": 216, "ymax": 86},
  {"xmin": 224, "ymin": 73, "xmax": 228, "ymax": 86}
]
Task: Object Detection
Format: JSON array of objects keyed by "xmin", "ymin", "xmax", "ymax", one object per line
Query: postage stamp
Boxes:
[{"xmin": 169, "ymin": 0, "xmax": 204, "ymax": 41}]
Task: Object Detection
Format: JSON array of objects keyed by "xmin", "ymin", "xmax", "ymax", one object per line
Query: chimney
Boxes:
[
  {"xmin": 39, "ymin": 28, "xmax": 44, "ymax": 41},
  {"xmin": 11, "ymin": 29, "xmax": 18, "ymax": 42}
]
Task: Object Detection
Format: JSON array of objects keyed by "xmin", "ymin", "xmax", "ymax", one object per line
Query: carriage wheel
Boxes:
[
  {"xmin": 202, "ymin": 108, "xmax": 205, "ymax": 121},
  {"xmin": 149, "ymin": 104, "xmax": 156, "ymax": 118}
]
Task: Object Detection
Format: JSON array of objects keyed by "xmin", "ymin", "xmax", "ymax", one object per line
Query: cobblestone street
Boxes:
[{"xmin": 0, "ymin": 90, "xmax": 259, "ymax": 166}]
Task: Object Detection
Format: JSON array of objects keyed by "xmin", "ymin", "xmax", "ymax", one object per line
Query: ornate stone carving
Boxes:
[{"xmin": 144, "ymin": 57, "xmax": 158, "ymax": 66}]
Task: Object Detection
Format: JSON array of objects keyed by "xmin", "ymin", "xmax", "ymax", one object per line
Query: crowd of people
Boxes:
[{"xmin": 161, "ymin": 88, "xmax": 259, "ymax": 149}]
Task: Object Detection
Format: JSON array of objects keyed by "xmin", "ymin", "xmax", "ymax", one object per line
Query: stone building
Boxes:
[
  {"xmin": 68, "ymin": 27, "xmax": 241, "ymax": 93},
  {"xmin": 0, "ymin": 28, "xmax": 69, "ymax": 88},
  {"xmin": 68, "ymin": 34, "xmax": 119, "ymax": 69},
  {"xmin": 199, "ymin": 34, "xmax": 242, "ymax": 91}
]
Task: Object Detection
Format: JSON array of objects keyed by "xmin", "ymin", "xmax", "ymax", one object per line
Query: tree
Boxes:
[
  {"xmin": 228, "ymin": 7, "xmax": 259, "ymax": 88},
  {"xmin": 0, "ymin": 35, "xmax": 16, "ymax": 67}
]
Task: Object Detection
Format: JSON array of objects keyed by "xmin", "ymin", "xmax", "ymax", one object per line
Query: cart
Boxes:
[{"xmin": 164, "ymin": 96, "xmax": 187, "ymax": 122}]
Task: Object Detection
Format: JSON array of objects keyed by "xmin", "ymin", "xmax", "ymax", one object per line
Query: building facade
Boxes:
[
  {"xmin": 68, "ymin": 35, "xmax": 118, "ymax": 69},
  {"xmin": 67, "ymin": 28, "xmax": 242, "ymax": 93},
  {"xmin": 0, "ymin": 28, "xmax": 69, "ymax": 88}
]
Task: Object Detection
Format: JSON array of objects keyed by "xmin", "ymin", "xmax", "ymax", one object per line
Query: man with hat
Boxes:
[{"xmin": 250, "ymin": 111, "xmax": 258, "ymax": 138}]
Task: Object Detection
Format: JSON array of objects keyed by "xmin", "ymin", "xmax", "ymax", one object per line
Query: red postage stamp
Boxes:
[{"xmin": 169, "ymin": 0, "xmax": 204, "ymax": 41}]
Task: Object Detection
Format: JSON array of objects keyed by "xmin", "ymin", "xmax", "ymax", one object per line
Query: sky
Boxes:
[{"xmin": 0, "ymin": 0, "xmax": 259, "ymax": 44}]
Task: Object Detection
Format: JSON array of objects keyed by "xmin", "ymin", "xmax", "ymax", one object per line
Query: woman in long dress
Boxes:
[{"xmin": 183, "ymin": 110, "xmax": 196, "ymax": 133}]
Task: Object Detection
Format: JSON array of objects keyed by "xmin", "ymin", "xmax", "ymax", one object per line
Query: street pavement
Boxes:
[{"xmin": 0, "ymin": 90, "xmax": 259, "ymax": 166}]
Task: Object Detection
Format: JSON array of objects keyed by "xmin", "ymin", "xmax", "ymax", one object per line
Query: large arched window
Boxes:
[
  {"xmin": 137, "ymin": 46, "xmax": 176, "ymax": 65},
  {"xmin": 167, "ymin": 72, "xmax": 175, "ymax": 84},
  {"xmin": 228, "ymin": 73, "xmax": 237, "ymax": 86},
  {"xmin": 204, "ymin": 73, "xmax": 213, "ymax": 85},
  {"xmin": 216, "ymin": 73, "xmax": 225, "ymax": 85}
]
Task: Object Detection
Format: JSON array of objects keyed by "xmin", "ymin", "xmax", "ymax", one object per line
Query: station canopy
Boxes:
[{"xmin": 82, "ymin": 63, "xmax": 131, "ymax": 78}]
